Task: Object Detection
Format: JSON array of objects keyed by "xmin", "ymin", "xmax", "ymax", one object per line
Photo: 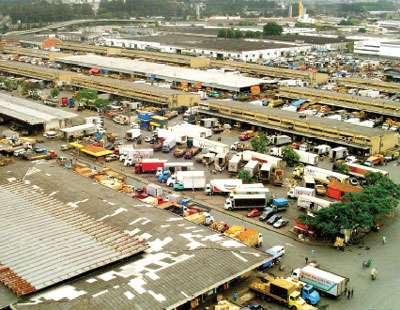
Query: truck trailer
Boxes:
[
  {"xmin": 297, "ymin": 195, "xmax": 333, "ymax": 213},
  {"xmin": 228, "ymin": 153, "xmax": 242, "ymax": 173},
  {"xmin": 224, "ymin": 193, "xmax": 268, "ymax": 210},
  {"xmin": 292, "ymin": 265, "xmax": 349, "ymax": 298},
  {"xmin": 287, "ymin": 187, "xmax": 315, "ymax": 199},
  {"xmin": 135, "ymin": 159, "xmax": 167, "ymax": 174},
  {"xmin": 167, "ymin": 170, "xmax": 206, "ymax": 190},
  {"xmin": 205, "ymin": 178, "xmax": 243, "ymax": 195}
]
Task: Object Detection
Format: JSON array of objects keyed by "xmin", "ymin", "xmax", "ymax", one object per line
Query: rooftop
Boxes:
[
  {"xmin": 2, "ymin": 161, "xmax": 270, "ymax": 310},
  {"xmin": 57, "ymin": 54, "xmax": 266, "ymax": 91},
  {"xmin": 115, "ymin": 34, "xmax": 295, "ymax": 52},
  {"xmin": 204, "ymin": 100, "xmax": 391, "ymax": 137},
  {"xmin": 0, "ymin": 92, "xmax": 77, "ymax": 125},
  {"xmin": 0, "ymin": 181, "xmax": 147, "ymax": 296}
]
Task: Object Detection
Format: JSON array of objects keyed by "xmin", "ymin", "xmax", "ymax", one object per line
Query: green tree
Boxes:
[
  {"xmin": 250, "ymin": 132, "xmax": 268, "ymax": 154},
  {"xmin": 281, "ymin": 146, "xmax": 299, "ymax": 167},
  {"xmin": 50, "ymin": 88, "xmax": 60, "ymax": 98},
  {"xmin": 335, "ymin": 163, "xmax": 349, "ymax": 174},
  {"xmin": 238, "ymin": 169, "xmax": 252, "ymax": 184},
  {"xmin": 358, "ymin": 27, "xmax": 367, "ymax": 33},
  {"xmin": 263, "ymin": 22, "xmax": 283, "ymax": 36},
  {"xmin": 301, "ymin": 173, "xmax": 400, "ymax": 239}
]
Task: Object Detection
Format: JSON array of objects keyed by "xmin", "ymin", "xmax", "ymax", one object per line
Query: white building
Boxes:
[
  {"xmin": 354, "ymin": 39, "xmax": 400, "ymax": 58},
  {"xmin": 100, "ymin": 35, "xmax": 311, "ymax": 62}
]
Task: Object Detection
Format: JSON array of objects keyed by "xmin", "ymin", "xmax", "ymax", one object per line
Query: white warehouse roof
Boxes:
[
  {"xmin": 57, "ymin": 54, "xmax": 266, "ymax": 91},
  {"xmin": 0, "ymin": 93, "xmax": 77, "ymax": 125}
]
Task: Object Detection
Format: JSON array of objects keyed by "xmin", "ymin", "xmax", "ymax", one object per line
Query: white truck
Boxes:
[
  {"xmin": 313, "ymin": 144, "xmax": 331, "ymax": 156},
  {"xmin": 167, "ymin": 171, "xmax": 206, "ymax": 189},
  {"xmin": 242, "ymin": 150, "xmax": 282, "ymax": 168},
  {"xmin": 228, "ymin": 153, "xmax": 242, "ymax": 173},
  {"xmin": 244, "ymin": 160, "xmax": 260, "ymax": 177},
  {"xmin": 146, "ymin": 183, "xmax": 163, "ymax": 197},
  {"xmin": 287, "ymin": 187, "xmax": 315, "ymax": 199},
  {"xmin": 224, "ymin": 193, "xmax": 268, "ymax": 210},
  {"xmin": 292, "ymin": 265, "xmax": 349, "ymax": 297},
  {"xmin": 297, "ymin": 195, "xmax": 333, "ymax": 213},
  {"xmin": 126, "ymin": 128, "xmax": 141, "ymax": 141},
  {"xmin": 269, "ymin": 135, "xmax": 292, "ymax": 146},
  {"xmin": 295, "ymin": 150, "xmax": 319, "ymax": 166},
  {"xmin": 162, "ymin": 138, "xmax": 177, "ymax": 153},
  {"xmin": 270, "ymin": 148, "xmax": 318, "ymax": 166},
  {"xmin": 329, "ymin": 147, "xmax": 348, "ymax": 161},
  {"xmin": 231, "ymin": 185, "xmax": 270, "ymax": 199},
  {"xmin": 205, "ymin": 178, "xmax": 243, "ymax": 195},
  {"xmin": 304, "ymin": 165, "xmax": 349, "ymax": 184}
]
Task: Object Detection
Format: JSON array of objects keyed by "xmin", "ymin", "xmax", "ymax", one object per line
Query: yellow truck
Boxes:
[
  {"xmin": 249, "ymin": 275, "xmax": 317, "ymax": 310},
  {"xmin": 224, "ymin": 225, "xmax": 263, "ymax": 248}
]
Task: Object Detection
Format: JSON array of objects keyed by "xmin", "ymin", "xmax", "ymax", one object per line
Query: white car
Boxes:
[{"xmin": 266, "ymin": 245, "xmax": 285, "ymax": 259}]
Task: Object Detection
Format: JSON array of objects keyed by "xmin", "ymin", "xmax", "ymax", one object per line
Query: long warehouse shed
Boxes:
[
  {"xmin": 0, "ymin": 92, "xmax": 76, "ymax": 130},
  {"xmin": 8, "ymin": 41, "xmax": 329, "ymax": 83},
  {"xmin": 337, "ymin": 77, "xmax": 400, "ymax": 94},
  {"xmin": 56, "ymin": 54, "xmax": 266, "ymax": 92},
  {"xmin": 278, "ymin": 86, "xmax": 400, "ymax": 118},
  {"xmin": 199, "ymin": 100, "xmax": 398, "ymax": 154},
  {"xmin": 0, "ymin": 60, "xmax": 199, "ymax": 108},
  {"xmin": 49, "ymin": 41, "xmax": 328, "ymax": 83}
]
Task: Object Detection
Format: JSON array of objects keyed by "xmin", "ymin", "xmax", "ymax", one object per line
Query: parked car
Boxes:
[
  {"xmin": 247, "ymin": 208, "xmax": 262, "ymax": 218},
  {"xmin": 33, "ymin": 145, "xmax": 47, "ymax": 153},
  {"xmin": 239, "ymin": 130, "xmax": 256, "ymax": 141},
  {"xmin": 105, "ymin": 154, "xmax": 119, "ymax": 162},
  {"xmin": 267, "ymin": 214, "xmax": 282, "ymax": 225},
  {"xmin": 273, "ymin": 218, "xmax": 289, "ymax": 228},
  {"xmin": 259, "ymin": 207, "xmax": 275, "ymax": 222},
  {"xmin": 144, "ymin": 136, "xmax": 155, "ymax": 144},
  {"xmin": 184, "ymin": 147, "xmax": 201, "ymax": 159},
  {"xmin": 241, "ymin": 304, "xmax": 264, "ymax": 310},
  {"xmin": 173, "ymin": 146, "xmax": 187, "ymax": 158}
]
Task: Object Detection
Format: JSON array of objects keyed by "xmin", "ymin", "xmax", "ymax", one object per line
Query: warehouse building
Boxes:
[
  {"xmin": 2, "ymin": 166, "xmax": 271, "ymax": 310},
  {"xmin": 56, "ymin": 54, "xmax": 267, "ymax": 92},
  {"xmin": 199, "ymin": 100, "xmax": 398, "ymax": 155},
  {"xmin": 99, "ymin": 34, "xmax": 311, "ymax": 62},
  {"xmin": 354, "ymin": 39, "xmax": 400, "ymax": 58},
  {"xmin": 0, "ymin": 92, "xmax": 76, "ymax": 132}
]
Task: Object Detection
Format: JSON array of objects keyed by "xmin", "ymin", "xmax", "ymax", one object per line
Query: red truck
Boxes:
[
  {"xmin": 135, "ymin": 159, "xmax": 167, "ymax": 174},
  {"xmin": 293, "ymin": 218, "xmax": 316, "ymax": 238}
]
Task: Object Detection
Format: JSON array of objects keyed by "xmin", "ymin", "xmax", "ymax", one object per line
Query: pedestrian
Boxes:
[
  {"xmin": 347, "ymin": 290, "xmax": 350, "ymax": 300},
  {"xmin": 351, "ymin": 288, "xmax": 354, "ymax": 298},
  {"xmin": 382, "ymin": 236, "xmax": 387, "ymax": 244},
  {"xmin": 305, "ymin": 257, "xmax": 309, "ymax": 264}
]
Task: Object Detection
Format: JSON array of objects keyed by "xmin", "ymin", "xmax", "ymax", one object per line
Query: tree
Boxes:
[
  {"xmin": 263, "ymin": 22, "xmax": 283, "ymax": 36},
  {"xmin": 50, "ymin": 88, "xmax": 59, "ymax": 98},
  {"xmin": 281, "ymin": 146, "xmax": 299, "ymax": 167},
  {"xmin": 238, "ymin": 169, "xmax": 252, "ymax": 184},
  {"xmin": 250, "ymin": 133, "xmax": 268, "ymax": 154},
  {"xmin": 335, "ymin": 163, "xmax": 349, "ymax": 174},
  {"xmin": 301, "ymin": 173, "xmax": 400, "ymax": 239},
  {"xmin": 358, "ymin": 27, "xmax": 367, "ymax": 33}
]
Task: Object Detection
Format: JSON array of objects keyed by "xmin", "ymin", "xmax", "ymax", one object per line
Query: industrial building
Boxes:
[
  {"xmin": 199, "ymin": 100, "xmax": 398, "ymax": 154},
  {"xmin": 354, "ymin": 39, "xmax": 400, "ymax": 58},
  {"xmin": 1, "ymin": 165, "xmax": 271, "ymax": 310},
  {"xmin": 56, "ymin": 54, "xmax": 267, "ymax": 92},
  {"xmin": 0, "ymin": 92, "xmax": 77, "ymax": 131},
  {"xmin": 100, "ymin": 34, "xmax": 311, "ymax": 62},
  {"xmin": 0, "ymin": 60, "xmax": 200, "ymax": 108}
]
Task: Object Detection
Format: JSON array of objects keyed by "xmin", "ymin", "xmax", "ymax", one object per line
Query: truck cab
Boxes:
[{"xmin": 301, "ymin": 284, "xmax": 320, "ymax": 306}]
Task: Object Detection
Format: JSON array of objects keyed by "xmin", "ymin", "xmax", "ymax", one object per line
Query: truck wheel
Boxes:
[{"xmin": 290, "ymin": 306, "xmax": 297, "ymax": 310}]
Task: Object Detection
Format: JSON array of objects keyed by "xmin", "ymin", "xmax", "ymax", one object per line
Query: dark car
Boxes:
[
  {"xmin": 241, "ymin": 303, "xmax": 264, "ymax": 310},
  {"xmin": 259, "ymin": 207, "xmax": 275, "ymax": 222},
  {"xmin": 267, "ymin": 214, "xmax": 282, "ymax": 225}
]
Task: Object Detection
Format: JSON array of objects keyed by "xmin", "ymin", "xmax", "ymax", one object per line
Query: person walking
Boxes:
[
  {"xmin": 305, "ymin": 257, "xmax": 309, "ymax": 264},
  {"xmin": 351, "ymin": 288, "xmax": 354, "ymax": 298},
  {"xmin": 347, "ymin": 290, "xmax": 351, "ymax": 300}
]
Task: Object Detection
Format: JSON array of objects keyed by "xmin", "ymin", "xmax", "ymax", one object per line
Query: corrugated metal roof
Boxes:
[
  {"xmin": 0, "ymin": 181, "xmax": 148, "ymax": 296},
  {"xmin": 57, "ymin": 54, "xmax": 265, "ymax": 91},
  {"xmin": 0, "ymin": 92, "xmax": 77, "ymax": 125}
]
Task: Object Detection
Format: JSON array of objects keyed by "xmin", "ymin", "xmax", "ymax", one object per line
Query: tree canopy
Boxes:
[
  {"xmin": 250, "ymin": 132, "xmax": 268, "ymax": 154},
  {"xmin": 281, "ymin": 146, "xmax": 299, "ymax": 167},
  {"xmin": 263, "ymin": 22, "xmax": 283, "ymax": 36},
  {"xmin": 301, "ymin": 173, "xmax": 400, "ymax": 239}
]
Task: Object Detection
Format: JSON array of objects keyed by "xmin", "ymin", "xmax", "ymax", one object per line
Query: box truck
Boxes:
[
  {"xmin": 269, "ymin": 135, "xmax": 292, "ymax": 146},
  {"xmin": 135, "ymin": 159, "xmax": 167, "ymax": 174},
  {"xmin": 304, "ymin": 166, "xmax": 349, "ymax": 184},
  {"xmin": 167, "ymin": 171, "xmax": 206, "ymax": 190},
  {"xmin": 244, "ymin": 160, "xmax": 260, "ymax": 177},
  {"xmin": 297, "ymin": 195, "xmax": 333, "ymax": 213},
  {"xmin": 329, "ymin": 147, "xmax": 348, "ymax": 161},
  {"xmin": 242, "ymin": 150, "xmax": 282, "ymax": 168},
  {"xmin": 292, "ymin": 265, "xmax": 348, "ymax": 298},
  {"xmin": 224, "ymin": 194, "xmax": 268, "ymax": 210},
  {"xmin": 228, "ymin": 153, "xmax": 242, "ymax": 173},
  {"xmin": 162, "ymin": 138, "xmax": 176, "ymax": 153},
  {"xmin": 287, "ymin": 187, "xmax": 315, "ymax": 199},
  {"xmin": 271, "ymin": 148, "xmax": 318, "ymax": 166},
  {"xmin": 205, "ymin": 178, "xmax": 243, "ymax": 195},
  {"xmin": 345, "ymin": 162, "xmax": 388, "ymax": 179}
]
